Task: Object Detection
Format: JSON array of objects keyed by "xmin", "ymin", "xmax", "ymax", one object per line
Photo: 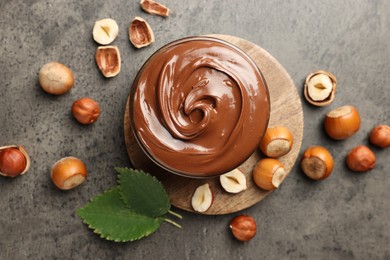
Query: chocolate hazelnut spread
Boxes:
[{"xmin": 131, "ymin": 36, "xmax": 270, "ymax": 177}]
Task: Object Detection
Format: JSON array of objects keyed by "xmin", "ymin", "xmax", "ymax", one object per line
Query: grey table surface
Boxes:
[{"xmin": 1, "ymin": 0, "xmax": 389, "ymax": 259}]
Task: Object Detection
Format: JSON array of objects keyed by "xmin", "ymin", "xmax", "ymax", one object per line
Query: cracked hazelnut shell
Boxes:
[
  {"xmin": 140, "ymin": 0, "xmax": 170, "ymax": 17},
  {"xmin": 0, "ymin": 145, "xmax": 30, "ymax": 177},
  {"xmin": 96, "ymin": 46, "xmax": 121, "ymax": 78},
  {"xmin": 304, "ymin": 70, "xmax": 336, "ymax": 106},
  {"xmin": 129, "ymin": 17, "xmax": 155, "ymax": 48}
]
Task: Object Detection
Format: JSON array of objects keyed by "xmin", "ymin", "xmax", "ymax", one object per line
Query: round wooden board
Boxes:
[{"xmin": 124, "ymin": 34, "xmax": 304, "ymax": 215}]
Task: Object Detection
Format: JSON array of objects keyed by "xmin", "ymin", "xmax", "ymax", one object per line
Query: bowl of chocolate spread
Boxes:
[{"xmin": 130, "ymin": 36, "xmax": 270, "ymax": 178}]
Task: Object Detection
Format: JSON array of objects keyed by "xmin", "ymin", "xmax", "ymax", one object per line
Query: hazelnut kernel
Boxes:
[{"xmin": 39, "ymin": 62, "xmax": 74, "ymax": 95}]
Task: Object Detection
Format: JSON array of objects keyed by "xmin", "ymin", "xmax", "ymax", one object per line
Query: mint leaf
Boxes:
[
  {"xmin": 77, "ymin": 187, "xmax": 164, "ymax": 242},
  {"xmin": 116, "ymin": 168, "xmax": 170, "ymax": 217}
]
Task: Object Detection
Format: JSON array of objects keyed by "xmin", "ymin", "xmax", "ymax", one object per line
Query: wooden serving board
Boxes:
[{"xmin": 124, "ymin": 34, "xmax": 303, "ymax": 215}]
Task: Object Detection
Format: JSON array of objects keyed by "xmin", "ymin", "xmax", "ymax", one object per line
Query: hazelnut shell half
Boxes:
[
  {"xmin": 140, "ymin": 0, "xmax": 170, "ymax": 17},
  {"xmin": 129, "ymin": 17, "xmax": 155, "ymax": 48},
  {"xmin": 95, "ymin": 46, "xmax": 121, "ymax": 78},
  {"xmin": 0, "ymin": 145, "xmax": 31, "ymax": 177},
  {"xmin": 304, "ymin": 70, "xmax": 337, "ymax": 107}
]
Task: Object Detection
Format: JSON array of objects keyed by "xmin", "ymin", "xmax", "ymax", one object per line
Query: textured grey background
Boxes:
[{"xmin": 0, "ymin": 0, "xmax": 389, "ymax": 259}]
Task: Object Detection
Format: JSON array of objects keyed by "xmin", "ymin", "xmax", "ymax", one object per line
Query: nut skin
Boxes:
[
  {"xmin": 369, "ymin": 125, "xmax": 390, "ymax": 148},
  {"xmin": 230, "ymin": 215, "xmax": 257, "ymax": 242},
  {"xmin": 259, "ymin": 126, "xmax": 293, "ymax": 158},
  {"xmin": 39, "ymin": 62, "xmax": 74, "ymax": 95},
  {"xmin": 0, "ymin": 145, "xmax": 30, "ymax": 177},
  {"xmin": 72, "ymin": 97, "xmax": 101, "ymax": 125},
  {"xmin": 301, "ymin": 146, "xmax": 334, "ymax": 180},
  {"xmin": 252, "ymin": 158, "xmax": 286, "ymax": 190},
  {"xmin": 304, "ymin": 70, "xmax": 336, "ymax": 106},
  {"xmin": 51, "ymin": 157, "xmax": 88, "ymax": 190},
  {"xmin": 346, "ymin": 146, "xmax": 376, "ymax": 172},
  {"xmin": 324, "ymin": 105, "xmax": 360, "ymax": 140}
]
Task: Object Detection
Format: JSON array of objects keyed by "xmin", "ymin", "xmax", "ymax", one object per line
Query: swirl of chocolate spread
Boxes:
[{"xmin": 131, "ymin": 37, "xmax": 270, "ymax": 177}]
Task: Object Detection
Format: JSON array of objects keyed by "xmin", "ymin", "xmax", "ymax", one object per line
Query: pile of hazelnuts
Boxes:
[
  {"xmin": 301, "ymin": 71, "xmax": 389, "ymax": 180},
  {"xmin": 301, "ymin": 106, "xmax": 389, "ymax": 180},
  {"xmin": 0, "ymin": 61, "xmax": 98, "ymax": 190}
]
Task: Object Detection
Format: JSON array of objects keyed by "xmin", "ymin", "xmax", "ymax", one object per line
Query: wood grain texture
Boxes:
[{"xmin": 124, "ymin": 34, "xmax": 304, "ymax": 215}]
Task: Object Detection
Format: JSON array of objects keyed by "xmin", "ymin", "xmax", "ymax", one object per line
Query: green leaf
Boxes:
[
  {"xmin": 77, "ymin": 187, "xmax": 164, "ymax": 242},
  {"xmin": 116, "ymin": 168, "xmax": 170, "ymax": 218}
]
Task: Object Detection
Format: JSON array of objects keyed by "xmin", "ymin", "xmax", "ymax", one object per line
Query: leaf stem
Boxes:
[
  {"xmin": 164, "ymin": 218, "xmax": 182, "ymax": 228},
  {"xmin": 168, "ymin": 209, "xmax": 183, "ymax": 219}
]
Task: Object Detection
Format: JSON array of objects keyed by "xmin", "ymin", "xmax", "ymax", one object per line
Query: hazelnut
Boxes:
[
  {"xmin": 304, "ymin": 70, "xmax": 336, "ymax": 106},
  {"xmin": 324, "ymin": 105, "xmax": 360, "ymax": 140},
  {"xmin": 140, "ymin": 0, "xmax": 170, "ymax": 17},
  {"xmin": 0, "ymin": 145, "xmax": 30, "ymax": 177},
  {"xmin": 230, "ymin": 215, "xmax": 257, "ymax": 242},
  {"xmin": 253, "ymin": 158, "xmax": 287, "ymax": 190},
  {"xmin": 259, "ymin": 126, "xmax": 293, "ymax": 158},
  {"xmin": 72, "ymin": 97, "xmax": 101, "ymax": 125},
  {"xmin": 301, "ymin": 146, "xmax": 334, "ymax": 180},
  {"xmin": 346, "ymin": 146, "xmax": 376, "ymax": 172},
  {"xmin": 51, "ymin": 157, "xmax": 88, "ymax": 190},
  {"xmin": 95, "ymin": 46, "xmax": 121, "ymax": 78},
  {"xmin": 219, "ymin": 169, "xmax": 247, "ymax": 194},
  {"xmin": 369, "ymin": 125, "xmax": 390, "ymax": 148},
  {"xmin": 129, "ymin": 17, "xmax": 155, "ymax": 48},
  {"xmin": 92, "ymin": 18, "xmax": 119, "ymax": 45},
  {"xmin": 39, "ymin": 62, "xmax": 74, "ymax": 95},
  {"xmin": 191, "ymin": 183, "xmax": 213, "ymax": 213}
]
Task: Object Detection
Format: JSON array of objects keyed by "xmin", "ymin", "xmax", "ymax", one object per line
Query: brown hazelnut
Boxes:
[
  {"xmin": 346, "ymin": 146, "xmax": 376, "ymax": 172},
  {"xmin": 301, "ymin": 146, "xmax": 334, "ymax": 180},
  {"xmin": 324, "ymin": 105, "xmax": 360, "ymax": 140},
  {"xmin": 230, "ymin": 215, "xmax": 257, "ymax": 242},
  {"xmin": 95, "ymin": 46, "xmax": 121, "ymax": 78},
  {"xmin": 0, "ymin": 145, "xmax": 30, "ymax": 177},
  {"xmin": 369, "ymin": 125, "xmax": 390, "ymax": 148},
  {"xmin": 72, "ymin": 97, "xmax": 101, "ymax": 125},
  {"xmin": 129, "ymin": 17, "xmax": 155, "ymax": 48},
  {"xmin": 259, "ymin": 126, "xmax": 293, "ymax": 158},
  {"xmin": 51, "ymin": 157, "xmax": 88, "ymax": 190},
  {"xmin": 253, "ymin": 158, "xmax": 287, "ymax": 190}
]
